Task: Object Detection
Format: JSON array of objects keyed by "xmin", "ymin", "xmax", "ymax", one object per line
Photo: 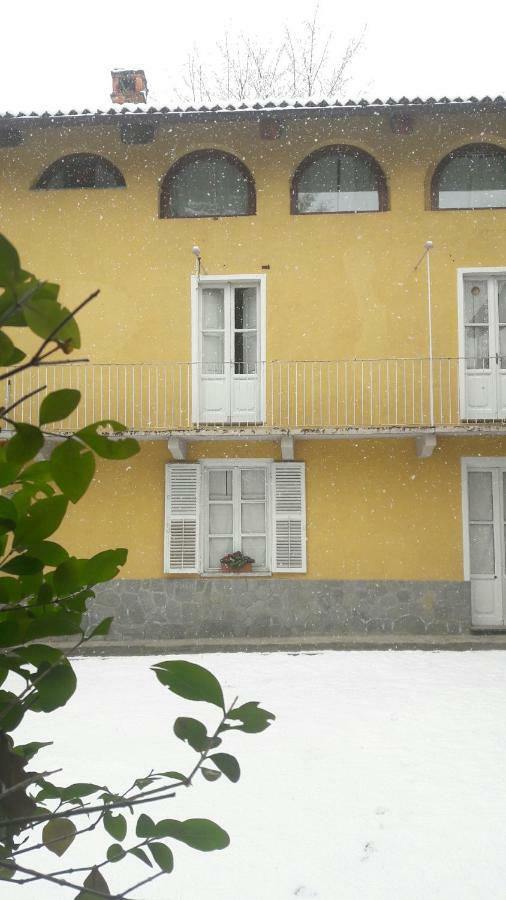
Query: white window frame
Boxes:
[
  {"xmin": 200, "ymin": 457, "xmax": 272, "ymax": 576},
  {"xmin": 457, "ymin": 267, "xmax": 506, "ymax": 412},
  {"xmin": 461, "ymin": 455, "xmax": 506, "ymax": 580},
  {"xmin": 190, "ymin": 274, "xmax": 267, "ymax": 424}
]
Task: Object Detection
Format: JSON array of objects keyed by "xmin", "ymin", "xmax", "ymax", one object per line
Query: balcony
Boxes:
[{"xmin": 3, "ymin": 359, "xmax": 506, "ymax": 458}]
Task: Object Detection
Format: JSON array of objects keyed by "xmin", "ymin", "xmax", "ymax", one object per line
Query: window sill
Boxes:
[{"xmin": 201, "ymin": 571, "xmax": 271, "ymax": 578}]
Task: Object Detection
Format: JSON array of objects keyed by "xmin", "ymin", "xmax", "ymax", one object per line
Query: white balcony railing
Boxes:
[{"xmin": 1, "ymin": 359, "xmax": 505, "ymax": 433}]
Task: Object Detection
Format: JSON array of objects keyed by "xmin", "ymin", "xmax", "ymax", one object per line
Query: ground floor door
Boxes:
[{"xmin": 465, "ymin": 461, "xmax": 506, "ymax": 626}]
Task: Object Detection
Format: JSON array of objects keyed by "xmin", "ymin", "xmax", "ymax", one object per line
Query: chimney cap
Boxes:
[{"xmin": 111, "ymin": 67, "xmax": 146, "ymax": 75}]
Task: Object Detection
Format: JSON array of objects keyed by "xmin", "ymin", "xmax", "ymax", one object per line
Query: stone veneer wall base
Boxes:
[{"xmin": 85, "ymin": 578, "xmax": 471, "ymax": 641}]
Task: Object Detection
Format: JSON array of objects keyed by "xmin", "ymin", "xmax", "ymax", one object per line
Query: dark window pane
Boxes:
[
  {"xmin": 438, "ymin": 146, "xmax": 506, "ymax": 209},
  {"xmin": 234, "ymin": 288, "xmax": 257, "ymax": 329},
  {"xmin": 169, "ymin": 153, "xmax": 252, "ymax": 217},
  {"xmin": 296, "ymin": 149, "xmax": 381, "ymax": 213},
  {"xmin": 34, "ymin": 154, "xmax": 125, "ymax": 190}
]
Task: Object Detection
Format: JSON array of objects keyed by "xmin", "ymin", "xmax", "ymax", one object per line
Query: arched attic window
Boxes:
[
  {"xmin": 431, "ymin": 144, "xmax": 506, "ymax": 209},
  {"xmin": 33, "ymin": 153, "xmax": 126, "ymax": 190},
  {"xmin": 291, "ymin": 145, "xmax": 388, "ymax": 214},
  {"xmin": 160, "ymin": 150, "xmax": 256, "ymax": 218}
]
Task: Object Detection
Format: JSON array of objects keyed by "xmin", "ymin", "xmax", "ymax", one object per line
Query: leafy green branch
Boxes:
[{"xmin": 0, "ymin": 234, "xmax": 275, "ymax": 898}]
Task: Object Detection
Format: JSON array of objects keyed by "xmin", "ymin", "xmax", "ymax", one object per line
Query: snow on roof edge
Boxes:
[{"xmin": 1, "ymin": 95, "xmax": 506, "ymax": 121}]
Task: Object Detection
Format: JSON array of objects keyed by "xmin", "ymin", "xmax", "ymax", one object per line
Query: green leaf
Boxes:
[
  {"xmin": 173, "ymin": 717, "xmax": 210, "ymax": 753},
  {"xmin": 133, "ymin": 776, "xmax": 157, "ymax": 789},
  {"xmin": 49, "ymin": 439, "xmax": 95, "ymax": 504},
  {"xmin": 153, "ymin": 660, "xmax": 225, "ymax": 710},
  {"xmin": 0, "ymin": 462, "xmax": 20, "ymax": 488},
  {"xmin": 209, "ymin": 752, "xmax": 241, "ymax": 783},
  {"xmin": 39, "ymin": 389, "xmax": 81, "ymax": 425},
  {"xmin": 1, "ymin": 554, "xmax": 44, "ymax": 575},
  {"xmin": 13, "ymin": 740, "xmax": 52, "ymax": 762},
  {"xmin": 156, "ymin": 770, "xmax": 189, "ymax": 784},
  {"xmin": 129, "ymin": 846, "xmax": 152, "ymax": 867},
  {"xmin": 155, "ymin": 818, "xmax": 230, "ymax": 852},
  {"xmin": 36, "ymin": 581, "xmax": 54, "ymax": 605},
  {"xmin": 0, "ymin": 234, "xmax": 21, "ymax": 287},
  {"xmin": 76, "ymin": 867, "xmax": 111, "ymax": 898},
  {"xmin": 149, "ymin": 841, "xmax": 174, "ymax": 872},
  {"xmin": 0, "ymin": 331, "xmax": 25, "ymax": 365},
  {"xmin": 42, "ymin": 818, "xmax": 77, "ymax": 856},
  {"xmin": 29, "ymin": 541, "xmax": 69, "ymax": 566},
  {"xmin": 24, "ymin": 295, "xmax": 81, "ymax": 350},
  {"xmin": 0, "ymin": 576, "xmax": 23, "ymax": 605},
  {"xmin": 34, "ymin": 779, "xmax": 63, "ymax": 801},
  {"xmin": 6, "ymin": 423, "xmax": 44, "ymax": 466},
  {"xmin": 0, "ymin": 689, "xmax": 24, "ymax": 731},
  {"xmin": 0, "ymin": 495, "xmax": 18, "ymax": 529},
  {"xmin": 225, "ymin": 701, "xmax": 275, "ymax": 733},
  {"xmin": 52, "ymin": 557, "xmax": 84, "ymax": 595},
  {"xmin": 201, "ymin": 767, "xmax": 221, "ymax": 782},
  {"xmin": 106, "ymin": 843, "xmax": 126, "ymax": 863},
  {"xmin": 14, "ymin": 494, "xmax": 68, "ymax": 547},
  {"xmin": 77, "ymin": 421, "xmax": 140, "ymax": 459},
  {"xmin": 87, "ymin": 616, "xmax": 113, "ymax": 639},
  {"xmin": 19, "ymin": 606, "xmax": 82, "ymax": 642},
  {"xmin": 28, "ymin": 658, "xmax": 77, "ymax": 713},
  {"xmin": 18, "ymin": 460, "xmax": 53, "ymax": 483},
  {"xmin": 82, "ymin": 548, "xmax": 128, "ymax": 584},
  {"xmin": 59, "ymin": 783, "xmax": 102, "ymax": 801},
  {"xmin": 0, "ymin": 848, "xmax": 14, "ymax": 881},
  {"xmin": 136, "ymin": 813, "xmax": 156, "ymax": 838},
  {"xmin": 104, "ymin": 811, "xmax": 127, "ymax": 841}
]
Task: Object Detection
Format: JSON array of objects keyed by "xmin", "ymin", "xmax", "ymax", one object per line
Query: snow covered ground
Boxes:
[{"xmin": 12, "ymin": 651, "xmax": 506, "ymax": 899}]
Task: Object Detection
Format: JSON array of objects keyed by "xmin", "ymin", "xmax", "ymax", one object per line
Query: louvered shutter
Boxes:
[
  {"xmin": 164, "ymin": 464, "xmax": 200, "ymax": 573},
  {"xmin": 271, "ymin": 462, "xmax": 306, "ymax": 573}
]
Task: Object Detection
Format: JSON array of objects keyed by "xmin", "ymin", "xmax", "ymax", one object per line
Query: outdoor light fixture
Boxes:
[{"xmin": 192, "ymin": 245, "xmax": 202, "ymax": 278}]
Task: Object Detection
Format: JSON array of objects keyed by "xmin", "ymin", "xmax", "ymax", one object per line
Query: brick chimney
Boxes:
[{"xmin": 111, "ymin": 69, "xmax": 148, "ymax": 104}]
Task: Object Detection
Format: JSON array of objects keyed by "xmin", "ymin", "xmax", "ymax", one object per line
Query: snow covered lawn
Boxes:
[{"xmin": 13, "ymin": 651, "xmax": 506, "ymax": 899}]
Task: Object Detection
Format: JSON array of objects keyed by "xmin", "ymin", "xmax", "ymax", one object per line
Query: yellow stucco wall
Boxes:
[
  {"xmin": 3, "ymin": 107, "xmax": 506, "ymax": 582},
  {"xmin": 54, "ymin": 435, "xmax": 506, "ymax": 582},
  {"xmin": 1, "ymin": 108, "xmax": 506, "ymax": 364}
]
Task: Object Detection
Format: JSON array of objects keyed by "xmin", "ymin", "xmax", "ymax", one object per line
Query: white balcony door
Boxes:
[
  {"xmin": 465, "ymin": 464, "xmax": 506, "ymax": 627},
  {"xmin": 460, "ymin": 275, "xmax": 506, "ymax": 419},
  {"xmin": 197, "ymin": 282, "xmax": 261, "ymax": 423}
]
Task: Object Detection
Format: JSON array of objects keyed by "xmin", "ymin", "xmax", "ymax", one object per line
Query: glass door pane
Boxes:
[
  {"xmin": 498, "ymin": 282, "xmax": 506, "ymax": 369},
  {"xmin": 208, "ymin": 468, "xmax": 233, "ymax": 568},
  {"xmin": 234, "ymin": 287, "xmax": 258, "ymax": 374},
  {"xmin": 464, "ymin": 280, "xmax": 489, "ymax": 369},
  {"xmin": 240, "ymin": 467, "xmax": 266, "ymax": 568},
  {"xmin": 469, "ymin": 471, "xmax": 495, "ymax": 575},
  {"xmin": 202, "ymin": 288, "xmax": 225, "ymax": 374}
]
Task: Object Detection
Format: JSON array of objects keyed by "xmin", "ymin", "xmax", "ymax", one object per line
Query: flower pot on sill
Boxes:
[{"xmin": 220, "ymin": 562, "xmax": 253, "ymax": 574}]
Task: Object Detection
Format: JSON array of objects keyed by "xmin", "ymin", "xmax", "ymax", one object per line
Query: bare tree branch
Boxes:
[{"xmin": 174, "ymin": 4, "xmax": 365, "ymax": 104}]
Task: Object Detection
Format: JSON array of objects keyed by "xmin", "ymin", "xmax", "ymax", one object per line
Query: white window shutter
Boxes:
[
  {"xmin": 271, "ymin": 462, "xmax": 306, "ymax": 573},
  {"xmin": 164, "ymin": 464, "xmax": 200, "ymax": 574}
]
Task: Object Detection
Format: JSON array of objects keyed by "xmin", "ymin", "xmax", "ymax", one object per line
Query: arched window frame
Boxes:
[
  {"xmin": 159, "ymin": 149, "xmax": 256, "ymax": 219},
  {"xmin": 32, "ymin": 153, "xmax": 126, "ymax": 190},
  {"xmin": 290, "ymin": 144, "xmax": 389, "ymax": 215},
  {"xmin": 430, "ymin": 143, "xmax": 506, "ymax": 210}
]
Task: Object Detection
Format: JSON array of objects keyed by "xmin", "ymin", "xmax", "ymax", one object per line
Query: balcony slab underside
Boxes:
[{"xmin": 140, "ymin": 424, "xmax": 506, "ymax": 441}]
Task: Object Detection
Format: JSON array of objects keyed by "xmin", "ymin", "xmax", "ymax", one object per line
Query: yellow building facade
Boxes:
[{"xmin": 3, "ymin": 75, "xmax": 506, "ymax": 639}]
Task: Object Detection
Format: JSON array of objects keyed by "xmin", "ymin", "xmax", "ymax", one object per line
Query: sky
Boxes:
[{"xmin": 2, "ymin": 0, "xmax": 506, "ymax": 112}]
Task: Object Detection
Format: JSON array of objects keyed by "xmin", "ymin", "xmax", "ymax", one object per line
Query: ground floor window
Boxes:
[{"xmin": 164, "ymin": 459, "xmax": 306, "ymax": 575}]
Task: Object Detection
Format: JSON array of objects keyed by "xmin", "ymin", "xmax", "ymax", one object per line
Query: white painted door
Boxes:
[
  {"xmin": 198, "ymin": 283, "xmax": 260, "ymax": 423},
  {"xmin": 466, "ymin": 467, "xmax": 506, "ymax": 626},
  {"xmin": 461, "ymin": 276, "xmax": 506, "ymax": 419}
]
